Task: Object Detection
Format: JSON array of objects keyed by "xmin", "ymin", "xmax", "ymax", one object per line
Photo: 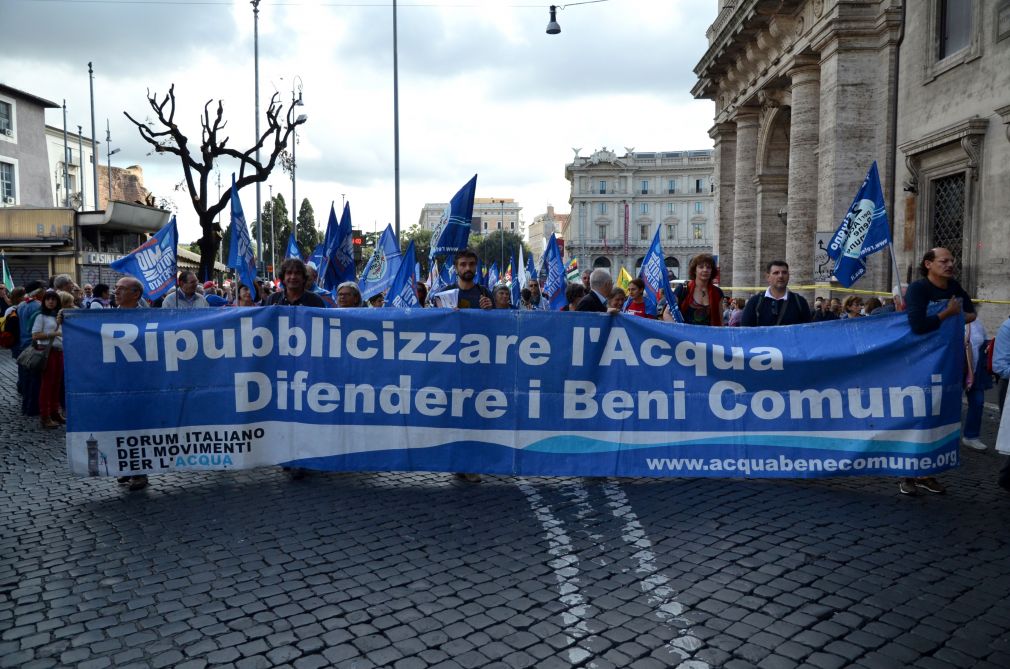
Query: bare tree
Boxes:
[{"xmin": 124, "ymin": 85, "xmax": 305, "ymax": 280}]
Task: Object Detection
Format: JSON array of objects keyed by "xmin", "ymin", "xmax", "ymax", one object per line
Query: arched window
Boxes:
[
  {"xmin": 593, "ymin": 257, "xmax": 612, "ymax": 269},
  {"xmin": 665, "ymin": 257, "xmax": 680, "ymax": 280},
  {"xmin": 634, "ymin": 256, "xmax": 645, "ymax": 273}
]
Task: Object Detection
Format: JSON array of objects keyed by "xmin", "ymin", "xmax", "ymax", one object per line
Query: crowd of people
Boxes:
[{"xmin": 2, "ymin": 246, "xmax": 1007, "ymax": 495}]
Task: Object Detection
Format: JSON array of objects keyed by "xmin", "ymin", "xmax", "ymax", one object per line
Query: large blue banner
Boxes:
[{"xmin": 63, "ymin": 309, "xmax": 963, "ymax": 479}]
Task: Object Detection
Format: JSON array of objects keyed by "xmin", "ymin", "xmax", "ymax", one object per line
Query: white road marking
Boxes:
[
  {"xmin": 601, "ymin": 481, "xmax": 710, "ymax": 668},
  {"xmin": 517, "ymin": 480, "xmax": 595, "ymax": 665}
]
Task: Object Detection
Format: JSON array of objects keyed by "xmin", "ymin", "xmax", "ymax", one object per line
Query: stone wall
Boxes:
[{"xmin": 96, "ymin": 164, "xmax": 152, "ymax": 210}]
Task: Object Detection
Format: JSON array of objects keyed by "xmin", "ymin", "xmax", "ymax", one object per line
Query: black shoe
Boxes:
[
  {"xmin": 117, "ymin": 476, "xmax": 131, "ymax": 485},
  {"xmin": 128, "ymin": 475, "xmax": 148, "ymax": 491},
  {"xmin": 286, "ymin": 467, "xmax": 307, "ymax": 480}
]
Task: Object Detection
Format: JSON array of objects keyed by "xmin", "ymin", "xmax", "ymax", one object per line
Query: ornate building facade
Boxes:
[
  {"xmin": 695, "ymin": 0, "xmax": 1010, "ymax": 311},
  {"xmin": 564, "ymin": 148, "xmax": 714, "ymax": 280}
]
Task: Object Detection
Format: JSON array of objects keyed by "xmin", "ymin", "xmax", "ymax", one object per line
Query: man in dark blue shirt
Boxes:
[{"xmin": 900, "ymin": 247, "xmax": 975, "ymax": 496}]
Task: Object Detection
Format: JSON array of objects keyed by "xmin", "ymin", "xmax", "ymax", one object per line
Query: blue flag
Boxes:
[
  {"xmin": 542, "ymin": 234, "xmax": 568, "ymax": 311},
  {"xmin": 527, "ymin": 253, "xmax": 537, "ymax": 284},
  {"xmin": 428, "ymin": 259, "xmax": 446, "ymax": 297},
  {"xmin": 320, "ymin": 203, "xmax": 355, "ymax": 291},
  {"xmin": 640, "ymin": 227, "xmax": 681, "ymax": 320},
  {"xmin": 308, "ymin": 243, "xmax": 324, "ymax": 270},
  {"xmin": 226, "ymin": 176, "xmax": 258, "ymax": 301},
  {"xmin": 387, "ymin": 241, "xmax": 420, "ymax": 308},
  {"xmin": 414, "ymin": 262, "xmax": 422, "ymax": 283},
  {"xmin": 285, "ymin": 232, "xmax": 302, "ymax": 260},
  {"xmin": 358, "ymin": 224, "xmax": 402, "ymax": 300},
  {"xmin": 487, "ymin": 262, "xmax": 499, "ymax": 289},
  {"xmin": 475, "ymin": 258, "xmax": 484, "ymax": 288},
  {"xmin": 430, "ymin": 174, "xmax": 477, "ymax": 260},
  {"xmin": 110, "ymin": 215, "xmax": 178, "ymax": 301},
  {"xmin": 510, "ymin": 253, "xmax": 521, "ymax": 307},
  {"xmin": 827, "ymin": 161, "xmax": 891, "ymax": 288}
]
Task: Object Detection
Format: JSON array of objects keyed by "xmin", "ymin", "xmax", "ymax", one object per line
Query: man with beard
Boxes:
[
  {"xmin": 442, "ymin": 248, "xmax": 491, "ymax": 482},
  {"xmin": 443, "ymin": 248, "xmax": 492, "ymax": 310}
]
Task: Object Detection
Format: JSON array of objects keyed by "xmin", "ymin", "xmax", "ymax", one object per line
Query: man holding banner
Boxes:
[
  {"xmin": 741, "ymin": 261, "xmax": 812, "ymax": 327},
  {"xmin": 266, "ymin": 259, "xmax": 325, "ymax": 308}
]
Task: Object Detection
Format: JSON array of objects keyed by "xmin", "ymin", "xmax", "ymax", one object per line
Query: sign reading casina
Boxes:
[{"xmin": 63, "ymin": 308, "xmax": 963, "ymax": 480}]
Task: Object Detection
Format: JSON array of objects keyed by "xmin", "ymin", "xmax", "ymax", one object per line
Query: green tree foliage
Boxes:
[
  {"xmin": 296, "ymin": 199, "xmax": 320, "ymax": 258},
  {"xmin": 473, "ymin": 230, "xmax": 530, "ymax": 272},
  {"xmin": 255, "ymin": 194, "xmax": 290, "ymax": 277},
  {"xmin": 402, "ymin": 225, "xmax": 433, "ymax": 277}
]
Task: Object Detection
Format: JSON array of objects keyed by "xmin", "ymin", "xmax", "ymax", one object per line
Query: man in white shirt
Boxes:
[{"xmin": 162, "ymin": 271, "xmax": 209, "ymax": 309}]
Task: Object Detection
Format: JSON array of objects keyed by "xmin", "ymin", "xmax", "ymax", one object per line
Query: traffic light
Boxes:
[{"xmin": 352, "ymin": 230, "xmax": 364, "ymax": 265}]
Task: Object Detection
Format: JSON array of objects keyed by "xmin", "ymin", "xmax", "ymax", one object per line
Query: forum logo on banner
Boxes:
[{"xmin": 110, "ymin": 216, "xmax": 178, "ymax": 300}]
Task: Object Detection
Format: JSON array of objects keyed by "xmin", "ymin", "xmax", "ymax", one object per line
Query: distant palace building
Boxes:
[{"xmin": 564, "ymin": 148, "xmax": 715, "ymax": 280}]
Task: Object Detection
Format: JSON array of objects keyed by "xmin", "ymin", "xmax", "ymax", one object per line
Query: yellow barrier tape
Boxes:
[{"xmin": 716, "ymin": 286, "xmax": 1010, "ymax": 305}]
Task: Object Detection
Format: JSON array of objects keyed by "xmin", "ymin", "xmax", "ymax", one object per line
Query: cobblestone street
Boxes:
[{"xmin": 3, "ymin": 354, "xmax": 1010, "ymax": 669}]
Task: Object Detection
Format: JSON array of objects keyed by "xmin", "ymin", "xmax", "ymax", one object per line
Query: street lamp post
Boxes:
[
  {"xmin": 252, "ymin": 0, "xmax": 263, "ymax": 273},
  {"xmin": 105, "ymin": 119, "xmax": 119, "ymax": 207},
  {"xmin": 291, "ymin": 76, "xmax": 304, "ymax": 238},
  {"xmin": 269, "ymin": 184, "xmax": 276, "ymax": 279},
  {"xmin": 393, "ymin": 0, "xmax": 401, "ymax": 240}
]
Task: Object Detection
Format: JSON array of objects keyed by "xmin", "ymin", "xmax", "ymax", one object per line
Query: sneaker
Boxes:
[
  {"xmin": 962, "ymin": 437, "xmax": 987, "ymax": 451},
  {"xmin": 898, "ymin": 479, "xmax": 918, "ymax": 495},
  {"xmin": 914, "ymin": 477, "xmax": 946, "ymax": 494},
  {"xmin": 127, "ymin": 475, "xmax": 149, "ymax": 491}
]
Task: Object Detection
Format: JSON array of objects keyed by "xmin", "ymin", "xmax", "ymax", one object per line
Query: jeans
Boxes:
[{"xmin": 963, "ymin": 386, "xmax": 986, "ymax": 439}]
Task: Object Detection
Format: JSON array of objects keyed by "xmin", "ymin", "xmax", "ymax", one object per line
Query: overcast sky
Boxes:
[{"xmin": 0, "ymin": 0, "xmax": 717, "ymax": 243}]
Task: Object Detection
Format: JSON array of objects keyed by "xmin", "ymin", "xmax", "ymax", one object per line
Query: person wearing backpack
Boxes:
[{"xmin": 740, "ymin": 260, "xmax": 812, "ymax": 327}]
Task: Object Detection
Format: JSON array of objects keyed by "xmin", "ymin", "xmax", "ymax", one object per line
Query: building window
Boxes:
[
  {"xmin": 0, "ymin": 101, "xmax": 12, "ymax": 135},
  {"xmin": 930, "ymin": 172, "xmax": 966, "ymax": 270},
  {"xmin": 693, "ymin": 223, "xmax": 704, "ymax": 240},
  {"xmin": 639, "ymin": 224, "xmax": 649, "ymax": 241},
  {"xmin": 0, "ymin": 161, "xmax": 15, "ymax": 202},
  {"xmin": 639, "ymin": 203, "xmax": 649, "ymax": 215},
  {"xmin": 938, "ymin": 0, "xmax": 972, "ymax": 59},
  {"xmin": 667, "ymin": 178, "xmax": 676, "ymax": 194},
  {"xmin": 598, "ymin": 202, "xmax": 608, "ymax": 215},
  {"xmin": 510, "ymin": 221, "xmax": 515, "ymax": 230},
  {"xmin": 597, "ymin": 224, "xmax": 608, "ymax": 240},
  {"xmin": 694, "ymin": 201, "xmax": 703, "ymax": 214},
  {"xmin": 926, "ymin": 0, "xmax": 981, "ymax": 80},
  {"xmin": 666, "ymin": 223, "xmax": 676, "ymax": 240},
  {"xmin": 640, "ymin": 179, "xmax": 649, "ymax": 195},
  {"xmin": 666, "ymin": 202, "xmax": 676, "ymax": 215},
  {"xmin": 483, "ymin": 221, "xmax": 487, "ymax": 231},
  {"xmin": 695, "ymin": 178, "xmax": 704, "ymax": 194},
  {"xmin": 599, "ymin": 180, "xmax": 607, "ymax": 195}
]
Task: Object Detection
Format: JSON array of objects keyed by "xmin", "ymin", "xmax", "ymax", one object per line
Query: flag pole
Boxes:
[{"xmin": 888, "ymin": 243, "xmax": 904, "ymax": 309}]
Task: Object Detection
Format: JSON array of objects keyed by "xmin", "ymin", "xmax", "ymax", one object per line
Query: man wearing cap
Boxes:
[
  {"xmin": 162, "ymin": 271, "xmax": 209, "ymax": 308},
  {"xmin": 201, "ymin": 281, "xmax": 229, "ymax": 307}
]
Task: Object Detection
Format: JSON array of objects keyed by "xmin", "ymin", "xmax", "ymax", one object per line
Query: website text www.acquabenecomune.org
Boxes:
[{"xmin": 645, "ymin": 451, "xmax": 959, "ymax": 475}]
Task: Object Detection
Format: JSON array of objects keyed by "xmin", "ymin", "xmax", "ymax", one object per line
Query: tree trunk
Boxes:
[{"xmin": 197, "ymin": 215, "xmax": 221, "ymax": 282}]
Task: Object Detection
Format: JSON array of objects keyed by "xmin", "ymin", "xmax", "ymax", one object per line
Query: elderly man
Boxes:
[
  {"xmin": 162, "ymin": 271, "xmax": 210, "ymax": 308},
  {"xmin": 336, "ymin": 281, "xmax": 363, "ymax": 308},
  {"xmin": 525, "ymin": 278, "xmax": 542, "ymax": 310},
  {"xmin": 576, "ymin": 268, "xmax": 613, "ymax": 312},
  {"xmin": 112, "ymin": 276, "xmax": 149, "ymax": 490},
  {"xmin": 899, "ymin": 247, "xmax": 976, "ymax": 496},
  {"xmin": 741, "ymin": 260, "xmax": 812, "ymax": 326}
]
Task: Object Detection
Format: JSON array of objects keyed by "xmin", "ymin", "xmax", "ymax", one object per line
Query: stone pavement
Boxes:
[{"xmin": 3, "ymin": 351, "xmax": 1010, "ymax": 669}]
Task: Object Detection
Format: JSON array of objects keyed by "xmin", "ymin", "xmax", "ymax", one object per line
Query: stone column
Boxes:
[
  {"xmin": 785, "ymin": 64, "xmax": 820, "ymax": 293},
  {"xmin": 709, "ymin": 122, "xmax": 737, "ymax": 289},
  {"xmin": 731, "ymin": 109, "xmax": 760, "ymax": 289}
]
